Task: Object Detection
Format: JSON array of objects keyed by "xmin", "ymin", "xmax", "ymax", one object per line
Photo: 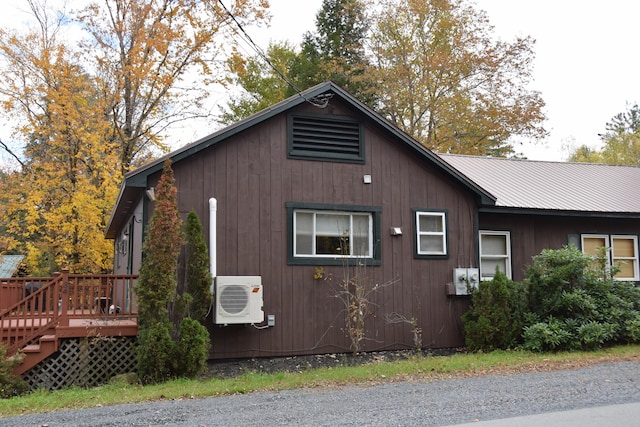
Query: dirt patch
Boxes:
[{"xmin": 203, "ymin": 348, "xmax": 460, "ymax": 379}]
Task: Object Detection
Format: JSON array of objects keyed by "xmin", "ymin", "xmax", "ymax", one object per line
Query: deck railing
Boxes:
[{"xmin": 0, "ymin": 269, "xmax": 138, "ymax": 355}]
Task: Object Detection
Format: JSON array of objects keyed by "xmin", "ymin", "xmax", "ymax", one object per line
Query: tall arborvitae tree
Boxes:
[
  {"xmin": 136, "ymin": 159, "xmax": 183, "ymax": 326},
  {"xmin": 136, "ymin": 159, "xmax": 183, "ymax": 383},
  {"xmin": 135, "ymin": 161, "xmax": 210, "ymax": 383},
  {"xmin": 183, "ymin": 210, "xmax": 213, "ymax": 321}
]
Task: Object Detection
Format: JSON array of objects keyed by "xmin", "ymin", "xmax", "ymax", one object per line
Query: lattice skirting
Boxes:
[{"xmin": 22, "ymin": 336, "xmax": 137, "ymax": 391}]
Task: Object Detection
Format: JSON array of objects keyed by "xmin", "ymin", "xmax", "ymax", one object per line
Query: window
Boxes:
[
  {"xmin": 287, "ymin": 203, "xmax": 381, "ymax": 265},
  {"xmin": 581, "ymin": 234, "xmax": 639, "ymax": 281},
  {"xmin": 288, "ymin": 114, "xmax": 364, "ymax": 163},
  {"xmin": 479, "ymin": 231, "xmax": 512, "ymax": 280},
  {"xmin": 414, "ymin": 210, "xmax": 447, "ymax": 258}
]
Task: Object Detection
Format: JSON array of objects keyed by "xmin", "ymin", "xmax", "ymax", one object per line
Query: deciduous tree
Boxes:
[
  {"xmin": 0, "ymin": 0, "xmax": 268, "ymax": 272},
  {"xmin": 222, "ymin": 0, "xmax": 371, "ymax": 122},
  {"xmin": 222, "ymin": 41, "xmax": 302, "ymax": 124},
  {"xmin": 79, "ymin": 0, "xmax": 270, "ymax": 173},
  {"xmin": 0, "ymin": 4, "xmax": 119, "ymax": 274},
  {"xmin": 367, "ymin": 0, "xmax": 546, "ymax": 156},
  {"xmin": 568, "ymin": 104, "xmax": 640, "ymax": 166}
]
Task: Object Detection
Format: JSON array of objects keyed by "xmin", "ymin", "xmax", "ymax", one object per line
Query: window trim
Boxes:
[
  {"xmin": 286, "ymin": 202, "xmax": 381, "ymax": 266},
  {"xmin": 581, "ymin": 234, "xmax": 640, "ymax": 281},
  {"xmin": 287, "ymin": 114, "xmax": 365, "ymax": 164},
  {"xmin": 413, "ymin": 209, "xmax": 448, "ymax": 259},
  {"xmin": 479, "ymin": 230, "xmax": 512, "ymax": 280}
]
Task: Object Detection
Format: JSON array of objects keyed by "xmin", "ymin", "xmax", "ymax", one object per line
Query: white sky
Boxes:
[{"xmin": 2, "ymin": 0, "xmax": 639, "ymax": 162}]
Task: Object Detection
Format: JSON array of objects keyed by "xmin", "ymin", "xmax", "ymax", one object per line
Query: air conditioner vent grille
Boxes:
[{"xmin": 219, "ymin": 285, "xmax": 249, "ymax": 314}]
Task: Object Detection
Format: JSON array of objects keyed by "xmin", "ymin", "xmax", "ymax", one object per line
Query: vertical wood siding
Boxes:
[
  {"xmin": 479, "ymin": 213, "xmax": 640, "ymax": 282},
  {"xmin": 157, "ymin": 99, "xmax": 478, "ymax": 359}
]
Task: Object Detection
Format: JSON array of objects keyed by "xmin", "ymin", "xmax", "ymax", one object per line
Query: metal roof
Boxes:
[
  {"xmin": 0, "ymin": 254, "xmax": 24, "ymax": 278},
  {"xmin": 440, "ymin": 154, "xmax": 640, "ymax": 215}
]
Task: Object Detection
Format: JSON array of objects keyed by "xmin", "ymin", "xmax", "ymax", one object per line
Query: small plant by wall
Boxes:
[
  {"xmin": 462, "ymin": 270, "xmax": 526, "ymax": 351},
  {"xmin": 318, "ymin": 243, "xmax": 398, "ymax": 355},
  {"xmin": 0, "ymin": 344, "xmax": 27, "ymax": 398}
]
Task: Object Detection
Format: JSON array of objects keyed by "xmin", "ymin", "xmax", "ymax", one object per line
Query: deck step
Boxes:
[
  {"xmin": 22, "ymin": 344, "xmax": 40, "ymax": 353},
  {"xmin": 13, "ymin": 335, "xmax": 60, "ymax": 376}
]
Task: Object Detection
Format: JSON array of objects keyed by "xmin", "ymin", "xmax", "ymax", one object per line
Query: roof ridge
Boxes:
[{"xmin": 439, "ymin": 153, "xmax": 640, "ymax": 169}]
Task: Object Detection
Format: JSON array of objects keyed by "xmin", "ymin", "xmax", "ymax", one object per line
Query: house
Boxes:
[
  {"xmin": 106, "ymin": 81, "xmax": 640, "ymax": 359},
  {"xmin": 440, "ymin": 155, "xmax": 640, "ymax": 283},
  {"xmin": 0, "ymin": 254, "xmax": 24, "ymax": 278}
]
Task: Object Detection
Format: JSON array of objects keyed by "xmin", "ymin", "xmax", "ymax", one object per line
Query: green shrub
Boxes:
[
  {"xmin": 522, "ymin": 317, "xmax": 572, "ymax": 352},
  {"xmin": 137, "ymin": 320, "xmax": 175, "ymax": 384},
  {"xmin": 463, "ymin": 270, "xmax": 526, "ymax": 351},
  {"xmin": 0, "ymin": 345, "xmax": 27, "ymax": 398},
  {"xmin": 522, "ymin": 245, "xmax": 640, "ymax": 351},
  {"xmin": 576, "ymin": 321, "xmax": 615, "ymax": 350},
  {"xmin": 174, "ymin": 318, "xmax": 210, "ymax": 378}
]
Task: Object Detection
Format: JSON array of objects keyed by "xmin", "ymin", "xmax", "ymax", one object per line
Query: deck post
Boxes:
[{"xmin": 59, "ymin": 268, "xmax": 70, "ymax": 327}]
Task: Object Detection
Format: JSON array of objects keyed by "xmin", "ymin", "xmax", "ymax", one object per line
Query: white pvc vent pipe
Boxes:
[{"xmin": 209, "ymin": 197, "xmax": 217, "ymax": 293}]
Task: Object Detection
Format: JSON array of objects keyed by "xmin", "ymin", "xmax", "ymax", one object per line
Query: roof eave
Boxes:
[
  {"xmin": 106, "ymin": 81, "xmax": 498, "ymax": 236},
  {"xmin": 479, "ymin": 206, "xmax": 640, "ymax": 219}
]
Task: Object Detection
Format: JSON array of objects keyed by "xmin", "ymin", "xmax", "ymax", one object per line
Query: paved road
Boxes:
[
  {"xmin": 2, "ymin": 360, "xmax": 639, "ymax": 426},
  {"xmin": 457, "ymin": 402, "xmax": 640, "ymax": 426}
]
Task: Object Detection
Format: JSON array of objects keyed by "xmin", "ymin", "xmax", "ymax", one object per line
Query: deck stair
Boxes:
[
  {"xmin": 1, "ymin": 270, "xmax": 139, "ymax": 376},
  {"xmin": 16, "ymin": 334, "xmax": 59, "ymax": 375}
]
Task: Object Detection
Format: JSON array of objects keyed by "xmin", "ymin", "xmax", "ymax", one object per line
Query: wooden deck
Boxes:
[{"xmin": 0, "ymin": 270, "xmax": 139, "ymax": 375}]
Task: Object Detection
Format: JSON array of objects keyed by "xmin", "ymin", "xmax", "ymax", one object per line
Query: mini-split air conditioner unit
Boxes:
[{"xmin": 214, "ymin": 276, "xmax": 264, "ymax": 325}]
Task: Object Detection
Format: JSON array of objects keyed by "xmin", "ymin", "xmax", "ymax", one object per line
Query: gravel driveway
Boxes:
[{"xmin": 3, "ymin": 360, "xmax": 639, "ymax": 426}]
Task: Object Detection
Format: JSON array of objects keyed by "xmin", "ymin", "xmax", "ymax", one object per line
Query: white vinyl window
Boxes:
[
  {"xmin": 582, "ymin": 234, "xmax": 639, "ymax": 281},
  {"xmin": 479, "ymin": 231, "xmax": 512, "ymax": 280},
  {"xmin": 294, "ymin": 210, "xmax": 373, "ymax": 258},
  {"xmin": 415, "ymin": 211, "xmax": 447, "ymax": 256}
]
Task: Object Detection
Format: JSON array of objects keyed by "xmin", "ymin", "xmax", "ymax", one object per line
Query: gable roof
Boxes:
[
  {"xmin": 0, "ymin": 254, "xmax": 24, "ymax": 278},
  {"xmin": 106, "ymin": 81, "xmax": 495, "ymax": 238},
  {"xmin": 440, "ymin": 154, "xmax": 640, "ymax": 217}
]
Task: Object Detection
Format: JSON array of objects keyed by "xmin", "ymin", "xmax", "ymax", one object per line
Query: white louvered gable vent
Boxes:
[{"xmin": 288, "ymin": 115, "xmax": 364, "ymax": 163}]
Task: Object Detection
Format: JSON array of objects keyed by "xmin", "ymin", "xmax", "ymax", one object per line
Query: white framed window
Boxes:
[
  {"xmin": 415, "ymin": 211, "xmax": 447, "ymax": 257},
  {"xmin": 293, "ymin": 210, "xmax": 373, "ymax": 258},
  {"xmin": 479, "ymin": 230, "xmax": 512, "ymax": 280},
  {"xmin": 582, "ymin": 234, "xmax": 639, "ymax": 281}
]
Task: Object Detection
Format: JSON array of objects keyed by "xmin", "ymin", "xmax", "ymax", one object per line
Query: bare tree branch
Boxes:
[{"xmin": 0, "ymin": 138, "xmax": 25, "ymax": 169}]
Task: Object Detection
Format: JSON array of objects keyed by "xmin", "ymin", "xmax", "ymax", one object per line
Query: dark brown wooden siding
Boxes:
[
  {"xmin": 149, "ymin": 99, "xmax": 478, "ymax": 359},
  {"xmin": 480, "ymin": 212, "xmax": 640, "ymax": 282}
]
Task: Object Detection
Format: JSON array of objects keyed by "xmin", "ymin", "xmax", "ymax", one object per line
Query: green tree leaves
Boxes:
[{"xmin": 568, "ymin": 103, "xmax": 640, "ymax": 166}]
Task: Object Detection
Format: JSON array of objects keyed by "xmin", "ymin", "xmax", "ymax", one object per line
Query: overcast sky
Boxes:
[
  {"xmin": 2, "ymin": 0, "xmax": 639, "ymax": 162},
  {"xmin": 258, "ymin": 0, "xmax": 640, "ymax": 161}
]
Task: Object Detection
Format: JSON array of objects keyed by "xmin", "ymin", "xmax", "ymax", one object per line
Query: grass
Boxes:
[{"xmin": 1, "ymin": 345, "xmax": 639, "ymax": 418}]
